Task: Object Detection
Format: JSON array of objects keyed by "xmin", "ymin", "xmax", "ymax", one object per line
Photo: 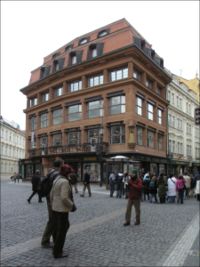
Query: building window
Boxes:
[
  {"xmin": 133, "ymin": 69, "xmax": 142, "ymax": 81},
  {"xmin": 156, "ymin": 86, "xmax": 162, "ymax": 96},
  {"xmin": 54, "ymin": 86, "xmax": 63, "ymax": 97},
  {"xmin": 145, "ymin": 78, "xmax": 153, "ymax": 89},
  {"xmin": 186, "ymin": 145, "xmax": 192, "ymax": 157},
  {"xmin": 52, "ymin": 109, "xmax": 62, "ymax": 125},
  {"xmin": 88, "ymin": 74, "xmax": 104, "ymax": 87},
  {"xmin": 29, "ymin": 97, "xmax": 38, "ymax": 107},
  {"xmin": 158, "ymin": 134, "xmax": 164, "ymax": 150},
  {"xmin": 52, "ymin": 133, "xmax": 62, "ymax": 146},
  {"xmin": 88, "ymin": 43, "xmax": 104, "ymax": 60},
  {"xmin": 69, "ymin": 80, "xmax": 82, "ymax": 92},
  {"xmin": 68, "ymin": 131, "xmax": 81, "ymax": 145},
  {"xmin": 30, "ymin": 117, "xmax": 36, "ymax": 131},
  {"xmin": 136, "ymin": 97, "xmax": 143, "ymax": 116},
  {"xmin": 88, "ymin": 128, "xmax": 101, "ymax": 144},
  {"xmin": 40, "ymin": 113, "xmax": 48, "ymax": 128},
  {"xmin": 195, "ymin": 147, "xmax": 200, "ymax": 159},
  {"xmin": 110, "ymin": 67, "xmax": 128, "ymax": 82},
  {"xmin": 147, "ymin": 130, "xmax": 155, "ymax": 148},
  {"xmin": 186, "ymin": 123, "xmax": 192, "ymax": 135},
  {"xmin": 110, "ymin": 95, "xmax": 125, "ymax": 115},
  {"xmin": 68, "ymin": 104, "xmax": 82, "ymax": 121},
  {"xmin": 91, "ymin": 47, "xmax": 97, "ymax": 58},
  {"xmin": 40, "ymin": 136, "xmax": 48, "ymax": 148},
  {"xmin": 177, "ymin": 142, "xmax": 183, "ymax": 154},
  {"xmin": 88, "ymin": 100, "xmax": 103, "ymax": 119},
  {"xmin": 52, "ymin": 58, "xmax": 65, "ymax": 72},
  {"xmin": 79, "ymin": 37, "xmax": 88, "ymax": 45},
  {"xmin": 40, "ymin": 66, "xmax": 50, "ymax": 79},
  {"xmin": 136, "ymin": 126, "xmax": 143, "ymax": 145},
  {"xmin": 147, "ymin": 103, "xmax": 154, "ymax": 120},
  {"xmin": 71, "ymin": 53, "xmax": 77, "ymax": 65},
  {"xmin": 110, "ymin": 125, "xmax": 125, "ymax": 144},
  {"xmin": 98, "ymin": 30, "xmax": 108, "ymax": 37},
  {"xmin": 41, "ymin": 92, "xmax": 49, "ymax": 102},
  {"xmin": 157, "ymin": 109, "xmax": 162, "ymax": 125}
]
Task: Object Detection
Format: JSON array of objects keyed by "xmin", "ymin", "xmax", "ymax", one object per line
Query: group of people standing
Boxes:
[{"xmin": 109, "ymin": 170, "xmax": 199, "ymax": 205}]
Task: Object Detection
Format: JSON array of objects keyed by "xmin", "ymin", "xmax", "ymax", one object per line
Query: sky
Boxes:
[{"xmin": 1, "ymin": 1, "xmax": 199, "ymax": 130}]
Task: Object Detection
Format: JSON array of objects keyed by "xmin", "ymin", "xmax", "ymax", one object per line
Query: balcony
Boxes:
[{"xmin": 28, "ymin": 142, "xmax": 109, "ymax": 158}]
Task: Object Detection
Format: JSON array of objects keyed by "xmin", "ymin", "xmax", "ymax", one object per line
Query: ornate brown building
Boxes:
[{"xmin": 20, "ymin": 18, "xmax": 171, "ymax": 182}]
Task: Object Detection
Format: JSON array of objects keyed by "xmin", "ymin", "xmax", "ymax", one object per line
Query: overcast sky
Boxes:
[{"xmin": 1, "ymin": 1, "xmax": 199, "ymax": 130}]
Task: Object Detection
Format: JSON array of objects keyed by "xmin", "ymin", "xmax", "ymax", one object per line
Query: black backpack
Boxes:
[{"xmin": 39, "ymin": 169, "xmax": 59, "ymax": 198}]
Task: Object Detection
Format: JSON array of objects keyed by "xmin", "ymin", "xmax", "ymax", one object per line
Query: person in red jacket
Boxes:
[{"xmin": 123, "ymin": 173, "xmax": 142, "ymax": 226}]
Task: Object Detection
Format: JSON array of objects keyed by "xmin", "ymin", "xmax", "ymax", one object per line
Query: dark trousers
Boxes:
[
  {"xmin": 52, "ymin": 211, "xmax": 70, "ymax": 257},
  {"xmin": 82, "ymin": 183, "xmax": 91, "ymax": 196},
  {"xmin": 177, "ymin": 189, "xmax": 184, "ymax": 204},
  {"xmin": 109, "ymin": 182, "xmax": 115, "ymax": 197},
  {"xmin": 41, "ymin": 198, "xmax": 54, "ymax": 245},
  {"xmin": 28, "ymin": 191, "xmax": 42, "ymax": 202}
]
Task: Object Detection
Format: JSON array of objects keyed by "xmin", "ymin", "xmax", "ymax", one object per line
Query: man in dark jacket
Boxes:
[
  {"xmin": 80, "ymin": 170, "xmax": 91, "ymax": 197},
  {"xmin": 27, "ymin": 170, "xmax": 42, "ymax": 203},
  {"xmin": 123, "ymin": 173, "xmax": 142, "ymax": 226}
]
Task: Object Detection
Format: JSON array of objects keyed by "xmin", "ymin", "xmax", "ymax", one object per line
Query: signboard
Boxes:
[{"xmin": 195, "ymin": 107, "xmax": 200, "ymax": 125}]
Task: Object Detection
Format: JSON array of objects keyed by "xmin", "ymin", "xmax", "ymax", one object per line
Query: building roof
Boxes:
[{"xmin": 22, "ymin": 18, "xmax": 166, "ymax": 89}]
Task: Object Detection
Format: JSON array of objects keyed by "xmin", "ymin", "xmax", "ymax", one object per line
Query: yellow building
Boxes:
[{"xmin": 178, "ymin": 75, "xmax": 200, "ymax": 102}]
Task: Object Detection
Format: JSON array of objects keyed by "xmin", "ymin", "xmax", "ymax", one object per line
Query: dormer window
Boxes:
[
  {"xmin": 65, "ymin": 44, "xmax": 73, "ymax": 52},
  {"xmin": 40, "ymin": 66, "xmax": 50, "ymax": 79},
  {"xmin": 69, "ymin": 51, "xmax": 83, "ymax": 66},
  {"xmin": 79, "ymin": 37, "xmax": 88, "ymax": 45},
  {"xmin": 53, "ymin": 58, "xmax": 64, "ymax": 72},
  {"xmin": 54, "ymin": 60, "xmax": 60, "ymax": 72},
  {"xmin": 71, "ymin": 52, "xmax": 77, "ymax": 65},
  {"xmin": 98, "ymin": 29, "xmax": 108, "ymax": 37},
  {"xmin": 87, "ymin": 43, "xmax": 104, "ymax": 60}
]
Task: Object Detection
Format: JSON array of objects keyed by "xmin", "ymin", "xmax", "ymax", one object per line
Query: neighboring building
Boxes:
[
  {"xmin": 20, "ymin": 18, "xmax": 171, "ymax": 181},
  {"xmin": 0, "ymin": 116, "xmax": 25, "ymax": 179},
  {"xmin": 178, "ymin": 74, "xmax": 200, "ymax": 102},
  {"xmin": 167, "ymin": 74, "xmax": 200, "ymax": 175}
]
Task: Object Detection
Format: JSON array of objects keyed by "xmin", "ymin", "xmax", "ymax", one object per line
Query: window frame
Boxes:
[
  {"xmin": 109, "ymin": 95, "xmax": 125, "ymax": 115},
  {"xmin": 68, "ymin": 104, "xmax": 82, "ymax": 121},
  {"xmin": 110, "ymin": 125, "xmax": 125, "ymax": 144}
]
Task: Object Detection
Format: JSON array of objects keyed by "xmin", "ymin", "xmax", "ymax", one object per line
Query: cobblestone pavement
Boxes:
[{"xmin": 1, "ymin": 180, "xmax": 199, "ymax": 267}]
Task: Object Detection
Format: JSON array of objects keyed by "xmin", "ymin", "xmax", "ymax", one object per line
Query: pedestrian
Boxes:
[
  {"xmin": 69, "ymin": 172, "xmax": 79, "ymax": 194},
  {"xmin": 183, "ymin": 172, "xmax": 191, "ymax": 198},
  {"xmin": 41, "ymin": 158, "xmax": 64, "ymax": 248},
  {"xmin": 123, "ymin": 172, "xmax": 130, "ymax": 199},
  {"xmin": 157, "ymin": 173, "xmax": 167, "ymax": 203},
  {"xmin": 167, "ymin": 174, "xmax": 177, "ymax": 203},
  {"xmin": 27, "ymin": 170, "xmax": 42, "ymax": 203},
  {"xmin": 80, "ymin": 170, "xmax": 92, "ymax": 197},
  {"xmin": 16, "ymin": 173, "xmax": 22, "ymax": 183},
  {"xmin": 194, "ymin": 172, "xmax": 200, "ymax": 201},
  {"xmin": 116, "ymin": 172, "xmax": 123, "ymax": 198},
  {"xmin": 142, "ymin": 173, "xmax": 150, "ymax": 201},
  {"xmin": 176, "ymin": 175, "xmax": 185, "ymax": 204},
  {"xmin": 148, "ymin": 175, "xmax": 158, "ymax": 203},
  {"xmin": 123, "ymin": 173, "xmax": 142, "ymax": 226},
  {"xmin": 109, "ymin": 172, "xmax": 116, "ymax": 197},
  {"xmin": 50, "ymin": 164, "xmax": 77, "ymax": 258}
]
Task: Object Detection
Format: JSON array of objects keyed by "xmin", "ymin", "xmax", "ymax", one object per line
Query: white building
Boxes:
[
  {"xmin": 0, "ymin": 116, "xmax": 25, "ymax": 179},
  {"xmin": 167, "ymin": 74, "xmax": 200, "ymax": 175}
]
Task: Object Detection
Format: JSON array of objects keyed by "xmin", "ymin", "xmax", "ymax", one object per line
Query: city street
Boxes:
[{"xmin": 1, "ymin": 179, "xmax": 199, "ymax": 267}]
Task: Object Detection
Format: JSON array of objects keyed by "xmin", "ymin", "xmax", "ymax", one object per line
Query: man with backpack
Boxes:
[{"xmin": 41, "ymin": 158, "xmax": 64, "ymax": 248}]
